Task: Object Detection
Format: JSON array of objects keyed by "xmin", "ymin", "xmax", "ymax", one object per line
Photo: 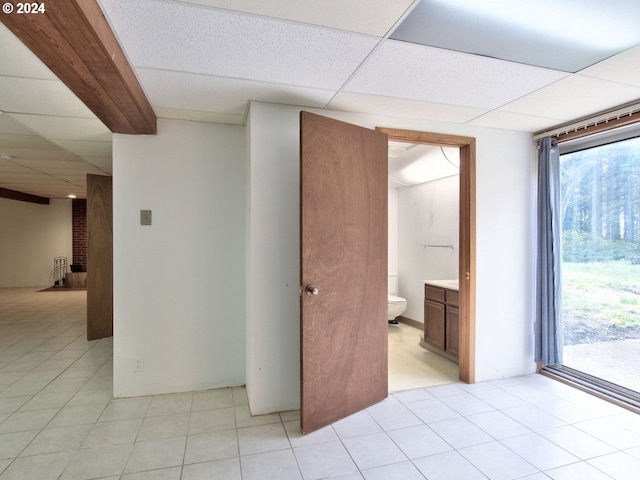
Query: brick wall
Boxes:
[{"xmin": 72, "ymin": 199, "xmax": 87, "ymax": 271}]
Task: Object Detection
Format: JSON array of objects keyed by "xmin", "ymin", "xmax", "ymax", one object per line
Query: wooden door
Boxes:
[
  {"xmin": 300, "ymin": 112, "xmax": 388, "ymax": 433},
  {"xmin": 87, "ymin": 174, "xmax": 113, "ymax": 340}
]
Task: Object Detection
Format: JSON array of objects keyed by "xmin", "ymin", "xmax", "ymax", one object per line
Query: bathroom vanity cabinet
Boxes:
[{"xmin": 421, "ymin": 280, "xmax": 459, "ymax": 363}]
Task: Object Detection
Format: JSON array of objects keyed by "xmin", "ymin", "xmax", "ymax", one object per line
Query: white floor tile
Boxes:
[
  {"xmin": 587, "ymin": 451, "xmax": 640, "ymax": 480},
  {"xmin": 294, "ymin": 440, "xmax": 358, "ymax": 479},
  {"xmin": 365, "ymin": 400, "xmax": 422, "ymax": 431},
  {"xmin": 466, "ymin": 410, "xmax": 532, "ymax": 440},
  {"xmin": 361, "ymin": 460, "xmax": 425, "ymax": 480},
  {"xmin": 82, "ymin": 418, "xmax": 142, "ymax": 448},
  {"xmin": 501, "ymin": 432, "xmax": 579, "ymax": 470},
  {"xmin": 137, "ymin": 413, "xmax": 190, "ymax": 441},
  {"xmin": 0, "ymin": 451, "xmax": 74, "ymax": 480},
  {"xmin": 283, "ymin": 419, "xmax": 338, "ymax": 448},
  {"xmin": 2, "ymin": 289, "xmax": 639, "ymax": 480},
  {"xmin": 428, "ymin": 417, "xmax": 494, "ymax": 449},
  {"xmin": 459, "ymin": 441, "xmax": 539, "ymax": 479},
  {"xmin": 240, "ymin": 449, "xmax": 302, "ymax": 480},
  {"xmin": 61, "ymin": 443, "xmax": 132, "ymax": 479},
  {"xmin": 121, "ymin": 466, "xmax": 182, "ymax": 479},
  {"xmin": 404, "ymin": 397, "xmax": 461, "ymax": 424},
  {"xmin": 545, "ymin": 461, "xmax": 615, "ymax": 480},
  {"xmin": 123, "ymin": 436, "xmax": 186, "ymax": 474},
  {"xmin": 574, "ymin": 417, "xmax": 640, "ymax": 450},
  {"xmin": 237, "ymin": 423, "xmax": 290, "ymax": 456},
  {"xmin": 501, "ymin": 404, "xmax": 567, "ymax": 431},
  {"xmin": 332, "ymin": 410, "xmax": 382, "ymax": 439},
  {"xmin": 538, "ymin": 425, "xmax": 617, "ymax": 460},
  {"xmin": 413, "ymin": 450, "xmax": 487, "ymax": 480},
  {"xmin": 184, "ymin": 429, "xmax": 239, "ymax": 464},
  {"xmin": 21, "ymin": 424, "xmax": 92, "ymax": 456},
  {"xmin": 386, "ymin": 423, "xmax": 452, "ymax": 459},
  {"xmin": 181, "ymin": 458, "xmax": 241, "ymax": 480},
  {"xmin": 342, "ymin": 432, "xmax": 407, "ymax": 470}
]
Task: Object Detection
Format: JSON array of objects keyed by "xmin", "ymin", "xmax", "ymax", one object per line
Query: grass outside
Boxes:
[{"xmin": 562, "ymin": 261, "xmax": 640, "ymax": 345}]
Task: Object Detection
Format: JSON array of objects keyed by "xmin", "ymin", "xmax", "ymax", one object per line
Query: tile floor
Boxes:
[{"xmin": 2, "ymin": 287, "xmax": 640, "ymax": 479}]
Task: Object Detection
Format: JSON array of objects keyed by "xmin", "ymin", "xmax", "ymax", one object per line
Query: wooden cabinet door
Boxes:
[
  {"xmin": 424, "ymin": 299, "xmax": 445, "ymax": 350},
  {"xmin": 446, "ymin": 306, "xmax": 460, "ymax": 359}
]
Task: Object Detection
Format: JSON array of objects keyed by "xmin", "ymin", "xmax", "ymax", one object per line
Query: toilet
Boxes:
[{"xmin": 387, "ymin": 273, "xmax": 407, "ymax": 324}]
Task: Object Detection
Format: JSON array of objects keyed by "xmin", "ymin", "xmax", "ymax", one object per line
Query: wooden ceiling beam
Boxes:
[
  {"xmin": 1, "ymin": 0, "xmax": 156, "ymax": 134},
  {"xmin": 0, "ymin": 187, "xmax": 50, "ymax": 204}
]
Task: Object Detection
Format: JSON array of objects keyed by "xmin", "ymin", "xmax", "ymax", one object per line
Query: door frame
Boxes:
[{"xmin": 377, "ymin": 128, "xmax": 476, "ymax": 383}]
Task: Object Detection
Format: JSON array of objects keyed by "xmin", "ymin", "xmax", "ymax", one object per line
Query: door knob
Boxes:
[{"xmin": 305, "ymin": 285, "xmax": 319, "ymax": 296}]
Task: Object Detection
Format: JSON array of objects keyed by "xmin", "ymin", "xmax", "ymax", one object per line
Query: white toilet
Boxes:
[{"xmin": 388, "ymin": 273, "xmax": 407, "ymax": 324}]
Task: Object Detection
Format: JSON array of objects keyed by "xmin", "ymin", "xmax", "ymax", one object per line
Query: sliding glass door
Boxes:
[{"xmin": 560, "ymin": 136, "xmax": 640, "ymax": 393}]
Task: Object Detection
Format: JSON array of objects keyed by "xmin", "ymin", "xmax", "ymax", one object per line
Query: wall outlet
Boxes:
[{"xmin": 133, "ymin": 357, "xmax": 144, "ymax": 372}]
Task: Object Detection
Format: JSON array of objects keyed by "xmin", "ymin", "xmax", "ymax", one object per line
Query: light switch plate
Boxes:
[{"xmin": 140, "ymin": 210, "xmax": 152, "ymax": 225}]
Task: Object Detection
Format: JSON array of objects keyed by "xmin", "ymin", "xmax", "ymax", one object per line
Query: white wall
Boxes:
[
  {"xmin": 388, "ymin": 188, "xmax": 398, "ymax": 275},
  {"xmin": 246, "ymin": 102, "xmax": 537, "ymax": 411},
  {"xmin": 245, "ymin": 104, "xmax": 301, "ymax": 414},
  {"xmin": 397, "ymin": 175, "xmax": 459, "ymax": 322},
  {"xmin": 112, "ymin": 119, "xmax": 246, "ymax": 397},
  {"xmin": 0, "ymin": 198, "xmax": 72, "ymax": 287}
]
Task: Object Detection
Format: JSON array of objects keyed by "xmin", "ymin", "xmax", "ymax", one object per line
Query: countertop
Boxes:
[{"xmin": 423, "ymin": 279, "xmax": 459, "ymax": 291}]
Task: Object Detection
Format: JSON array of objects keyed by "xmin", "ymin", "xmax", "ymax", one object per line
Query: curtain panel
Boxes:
[{"xmin": 535, "ymin": 137, "xmax": 563, "ymax": 366}]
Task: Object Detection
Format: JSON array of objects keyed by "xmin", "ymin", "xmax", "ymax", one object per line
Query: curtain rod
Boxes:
[{"xmin": 533, "ymin": 102, "xmax": 640, "ymax": 143}]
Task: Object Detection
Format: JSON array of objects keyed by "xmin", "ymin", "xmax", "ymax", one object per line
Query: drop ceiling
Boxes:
[{"xmin": 2, "ymin": 0, "xmax": 640, "ymax": 199}]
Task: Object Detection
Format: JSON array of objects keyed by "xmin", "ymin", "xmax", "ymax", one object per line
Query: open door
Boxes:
[{"xmin": 300, "ymin": 112, "xmax": 388, "ymax": 433}]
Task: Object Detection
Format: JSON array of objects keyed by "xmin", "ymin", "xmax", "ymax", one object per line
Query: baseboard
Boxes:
[{"xmin": 397, "ymin": 316, "xmax": 422, "ymax": 330}]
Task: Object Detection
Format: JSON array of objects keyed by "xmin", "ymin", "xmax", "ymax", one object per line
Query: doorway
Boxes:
[
  {"xmin": 387, "ymin": 140, "xmax": 461, "ymax": 392},
  {"xmin": 378, "ymin": 127, "xmax": 476, "ymax": 385}
]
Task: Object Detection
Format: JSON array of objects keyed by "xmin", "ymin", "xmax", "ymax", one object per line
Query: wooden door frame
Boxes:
[{"xmin": 376, "ymin": 128, "xmax": 476, "ymax": 383}]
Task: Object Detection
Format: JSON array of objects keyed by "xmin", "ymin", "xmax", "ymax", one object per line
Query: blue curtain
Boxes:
[{"xmin": 535, "ymin": 137, "xmax": 563, "ymax": 366}]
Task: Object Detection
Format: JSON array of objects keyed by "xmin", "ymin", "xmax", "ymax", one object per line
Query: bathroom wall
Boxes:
[
  {"xmin": 0, "ymin": 198, "xmax": 72, "ymax": 287},
  {"xmin": 388, "ymin": 187, "xmax": 399, "ymax": 276},
  {"xmin": 397, "ymin": 174, "xmax": 459, "ymax": 322}
]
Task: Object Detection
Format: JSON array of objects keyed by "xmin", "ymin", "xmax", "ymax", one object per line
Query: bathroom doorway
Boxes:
[{"xmin": 378, "ymin": 127, "xmax": 476, "ymax": 391}]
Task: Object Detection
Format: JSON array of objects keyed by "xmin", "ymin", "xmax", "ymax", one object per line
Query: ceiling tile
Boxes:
[
  {"xmin": 0, "ymin": 77, "xmax": 95, "ymax": 118},
  {"xmin": 13, "ymin": 159, "xmax": 96, "ymax": 171},
  {"xmin": 500, "ymin": 75, "xmax": 640, "ymax": 121},
  {"xmin": 328, "ymin": 92, "xmax": 488, "ymax": 124},
  {"xmin": 0, "ymin": 113, "xmax": 38, "ymax": 135},
  {"xmin": 0, "ymin": 147, "xmax": 83, "ymax": 162},
  {"xmin": 0, "ymin": 24, "xmax": 57, "ymax": 80},
  {"xmin": 100, "ymin": 0, "xmax": 379, "ymax": 90},
  {"xmin": 154, "ymin": 108, "xmax": 245, "ymax": 125},
  {"xmin": 82, "ymin": 156, "xmax": 112, "ymax": 174},
  {"xmin": 53, "ymin": 140, "xmax": 112, "ymax": 157},
  {"xmin": 390, "ymin": 0, "xmax": 640, "ymax": 72},
  {"xmin": 0, "ymin": 133, "xmax": 61, "ymax": 150},
  {"xmin": 579, "ymin": 45, "xmax": 640, "ymax": 87},
  {"xmin": 468, "ymin": 110, "xmax": 563, "ymax": 132},
  {"xmin": 10, "ymin": 114, "xmax": 111, "ymax": 142},
  {"xmin": 344, "ymin": 40, "xmax": 569, "ymax": 109},
  {"xmin": 172, "ymin": 0, "xmax": 416, "ymax": 36},
  {"xmin": 137, "ymin": 69, "xmax": 335, "ymax": 117}
]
